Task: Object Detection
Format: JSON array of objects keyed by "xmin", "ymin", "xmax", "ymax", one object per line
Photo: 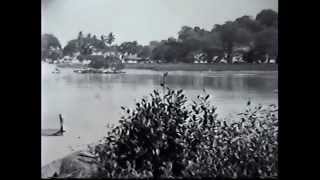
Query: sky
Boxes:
[{"xmin": 42, "ymin": 0, "xmax": 278, "ymax": 47}]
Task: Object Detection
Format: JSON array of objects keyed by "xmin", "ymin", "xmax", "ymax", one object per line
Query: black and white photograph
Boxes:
[{"xmin": 41, "ymin": 0, "xmax": 278, "ymax": 178}]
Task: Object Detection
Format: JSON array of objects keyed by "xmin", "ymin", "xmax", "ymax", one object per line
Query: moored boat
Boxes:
[{"xmin": 52, "ymin": 68, "xmax": 61, "ymax": 74}]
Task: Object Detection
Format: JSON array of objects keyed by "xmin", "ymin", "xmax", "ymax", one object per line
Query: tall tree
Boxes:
[
  {"xmin": 256, "ymin": 9, "xmax": 278, "ymax": 28},
  {"xmin": 234, "ymin": 15, "xmax": 263, "ymax": 33},
  {"xmin": 178, "ymin": 26, "xmax": 193, "ymax": 41},
  {"xmin": 212, "ymin": 21, "xmax": 253, "ymax": 63},
  {"xmin": 41, "ymin": 34, "xmax": 62, "ymax": 60},
  {"xmin": 63, "ymin": 39, "xmax": 78, "ymax": 56},
  {"xmin": 107, "ymin": 32, "xmax": 115, "ymax": 46},
  {"xmin": 119, "ymin": 41, "xmax": 139, "ymax": 55},
  {"xmin": 138, "ymin": 46, "xmax": 152, "ymax": 59},
  {"xmin": 253, "ymin": 27, "xmax": 278, "ymax": 62},
  {"xmin": 212, "ymin": 22, "xmax": 238, "ymax": 63},
  {"xmin": 42, "ymin": 34, "xmax": 61, "ymax": 50}
]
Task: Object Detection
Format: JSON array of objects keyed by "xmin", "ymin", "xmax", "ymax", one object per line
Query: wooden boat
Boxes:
[{"xmin": 42, "ymin": 114, "xmax": 65, "ymax": 136}]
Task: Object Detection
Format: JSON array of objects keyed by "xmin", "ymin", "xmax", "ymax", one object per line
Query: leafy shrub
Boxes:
[
  {"xmin": 87, "ymin": 55, "xmax": 107, "ymax": 69},
  {"xmin": 93, "ymin": 88, "xmax": 278, "ymax": 178},
  {"xmin": 88, "ymin": 55, "xmax": 124, "ymax": 71}
]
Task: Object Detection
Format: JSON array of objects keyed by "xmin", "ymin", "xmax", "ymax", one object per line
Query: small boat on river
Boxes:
[{"xmin": 52, "ymin": 68, "xmax": 61, "ymax": 74}]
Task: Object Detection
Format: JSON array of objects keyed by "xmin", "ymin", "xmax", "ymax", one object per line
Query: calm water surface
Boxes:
[{"xmin": 41, "ymin": 62, "xmax": 278, "ymax": 166}]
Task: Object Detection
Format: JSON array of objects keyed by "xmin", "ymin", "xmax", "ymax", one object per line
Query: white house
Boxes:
[
  {"xmin": 71, "ymin": 58, "xmax": 80, "ymax": 64},
  {"xmin": 127, "ymin": 60, "xmax": 138, "ymax": 64},
  {"xmin": 104, "ymin": 51, "xmax": 117, "ymax": 57},
  {"xmin": 232, "ymin": 55, "xmax": 245, "ymax": 63},
  {"xmin": 82, "ymin": 60, "xmax": 91, "ymax": 65},
  {"xmin": 220, "ymin": 58, "xmax": 228, "ymax": 64},
  {"xmin": 92, "ymin": 51, "xmax": 103, "ymax": 56},
  {"xmin": 73, "ymin": 52, "xmax": 81, "ymax": 57},
  {"xmin": 124, "ymin": 54, "xmax": 144, "ymax": 63},
  {"xmin": 269, "ymin": 59, "xmax": 276, "ymax": 64},
  {"xmin": 63, "ymin": 56, "xmax": 72, "ymax": 61}
]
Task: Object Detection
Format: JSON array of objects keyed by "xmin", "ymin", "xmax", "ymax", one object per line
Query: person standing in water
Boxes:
[{"xmin": 59, "ymin": 114, "xmax": 64, "ymax": 133}]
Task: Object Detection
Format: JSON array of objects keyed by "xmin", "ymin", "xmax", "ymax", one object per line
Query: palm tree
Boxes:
[
  {"xmin": 77, "ymin": 31, "xmax": 84, "ymax": 53},
  {"xmin": 107, "ymin": 32, "xmax": 115, "ymax": 46},
  {"xmin": 87, "ymin": 33, "xmax": 91, "ymax": 39},
  {"xmin": 78, "ymin": 31, "xmax": 83, "ymax": 40}
]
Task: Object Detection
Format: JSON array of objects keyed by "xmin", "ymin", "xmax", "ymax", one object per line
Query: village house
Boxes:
[
  {"xmin": 123, "ymin": 54, "xmax": 147, "ymax": 64},
  {"xmin": 193, "ymin": 51, "xmax": 208, "ymax": 64},
  {"xmin": 269, "ymin": 59, "xmax": 276, "ymax": 63}
]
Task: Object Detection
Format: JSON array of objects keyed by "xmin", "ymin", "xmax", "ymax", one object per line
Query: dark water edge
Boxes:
[
  {"xmin": 124, "ymin": 63, "xmax": 278, "ymax": 71},
  {"xmin": 56, "ymin": 62, "xmax": 278, "ymax": 71}
]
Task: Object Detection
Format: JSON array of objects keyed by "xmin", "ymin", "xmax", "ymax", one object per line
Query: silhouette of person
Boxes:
[{"xmin": 59, "ymin": 114, "xmax": 64, "ymax": 133}]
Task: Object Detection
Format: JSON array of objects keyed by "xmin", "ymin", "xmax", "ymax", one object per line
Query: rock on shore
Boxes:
[{"xmin": 41, "ymin": 150, "xmax": 99, "ymax": 178}]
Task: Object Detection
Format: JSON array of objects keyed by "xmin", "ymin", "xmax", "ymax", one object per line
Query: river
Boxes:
[{"xmin": 41, "ymin": 62, "xmax": 278, "ymax": 166}]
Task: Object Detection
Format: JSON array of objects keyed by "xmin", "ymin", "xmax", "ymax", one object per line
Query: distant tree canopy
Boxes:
[
  {"xmin": 256, "ymin": 9, "xmax": 278, "ymax": 28},
  {"xmin": 42, "ymin": 34, "xmax": 61, "ymax": 49},
  {"xmin": 41, "ymin": 34, "xmax": 62, "ymax": 60},
  {"xmin": 253, "ymin": 27, "xmax": 278, "ymax": 60},
  {"xmin": 63, "ymin": 39, "xmax": 79, "ymax": 56},
  {"xmin": 63, "ymin": 31, "xmax": 116, "ymax": 57},
  {"xmin": 118, "ymin": 41, "xmax": 139, "ymax": 55},
  {"xmin": 138, "ymin": 46, "xmax": 152, "ymax": 59},
  {"xmin": 59, "ymin": 9, "xmax": 277, "ymax": 64},
  {"xmin": 148, "ymin": 9, "xmax": 278, "ymax": 63}
]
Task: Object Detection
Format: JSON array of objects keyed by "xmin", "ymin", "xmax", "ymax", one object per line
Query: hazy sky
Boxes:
[{"xmin": 42, "ymin": 0, "xmax": 278, "ymax": 46}]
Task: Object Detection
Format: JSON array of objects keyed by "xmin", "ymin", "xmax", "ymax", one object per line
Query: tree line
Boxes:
[{"xmin": 42, "ymin": 9, "xmax": 277, "ymax": 64}]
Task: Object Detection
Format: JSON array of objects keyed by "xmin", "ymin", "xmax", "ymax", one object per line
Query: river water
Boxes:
[{"xmin": 41, "ymin": 62, "xmax": 278, "ymax": 166}]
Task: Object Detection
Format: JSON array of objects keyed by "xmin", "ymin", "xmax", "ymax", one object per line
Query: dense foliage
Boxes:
[
  {"xmin": 86, "ymin": 55, "xmax": 124, "ymax": 71},
  {"xmin": 145, "ymin": 9, "xmax": 278, "ymax": 63},
  {"xmin": 93, "ymin": 87, "xmax": 278, "ymax": 178},
  {"xmin": 63, "ymin": 31, "xmax": 112, "ymax": 57}
]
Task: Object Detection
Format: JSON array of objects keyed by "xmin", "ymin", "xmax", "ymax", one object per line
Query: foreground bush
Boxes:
[{"xmin": 93, "ymin": 88, "xmax": 278, "ymax": 178}]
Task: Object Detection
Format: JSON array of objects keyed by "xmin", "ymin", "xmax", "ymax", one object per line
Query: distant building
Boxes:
[
  {"xmin": 123, "ymin": 54, "xmax": 146, "ymax": 63},
  {"xmin": 73, "ymin": 52, "xmax": 81, "ymax": 57},
  {"xmin": 233, "ymin": 46, "xmax": 250, "ymax": 53},
  {"xmin": 232, "ymin": 54, "xmax": 245, "ymax": 64},
  {"xmin": 220, "ymin": 58, "xmax": 228, "ymax": 64},
  {"xmin": 71, "ymin": 58, "xmax": 80, "ymax": 64},
  {"xmin": 92, "ymin": 51, "xmax": 103, "ymax": 56},
  {"xmin": 269, "ymin": 59, "xmax": 276, "ymax": 64},
  {"xmin": 192, "ymin": 51, "xmax": 208, "ymax": 63},
  {"xmin": 82, "ymin": 60, "xmax": 91, "ymax": 65},
  {"xmin": 194, "ymin": 60, "xmax": 207, "ymax": 64}
]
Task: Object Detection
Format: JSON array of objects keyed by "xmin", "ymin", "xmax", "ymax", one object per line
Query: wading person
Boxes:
[{"xmin": 59, "ymin": 114, "xmax": 64, "ymax": 133}]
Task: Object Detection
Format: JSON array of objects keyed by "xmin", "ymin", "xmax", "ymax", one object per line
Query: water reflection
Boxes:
[{"xmin": 58, "ymin": 71, "xmax": 277, "ymax": 94}]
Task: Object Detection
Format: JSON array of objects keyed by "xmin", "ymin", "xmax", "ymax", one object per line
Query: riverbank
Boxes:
[
  {"xmin": 124, "ymin": 63, "xmax": 278, "ymax": 71},
  {"xmin": 54, "ymin": 62, "xmax": 277, "ymax": 71}
]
